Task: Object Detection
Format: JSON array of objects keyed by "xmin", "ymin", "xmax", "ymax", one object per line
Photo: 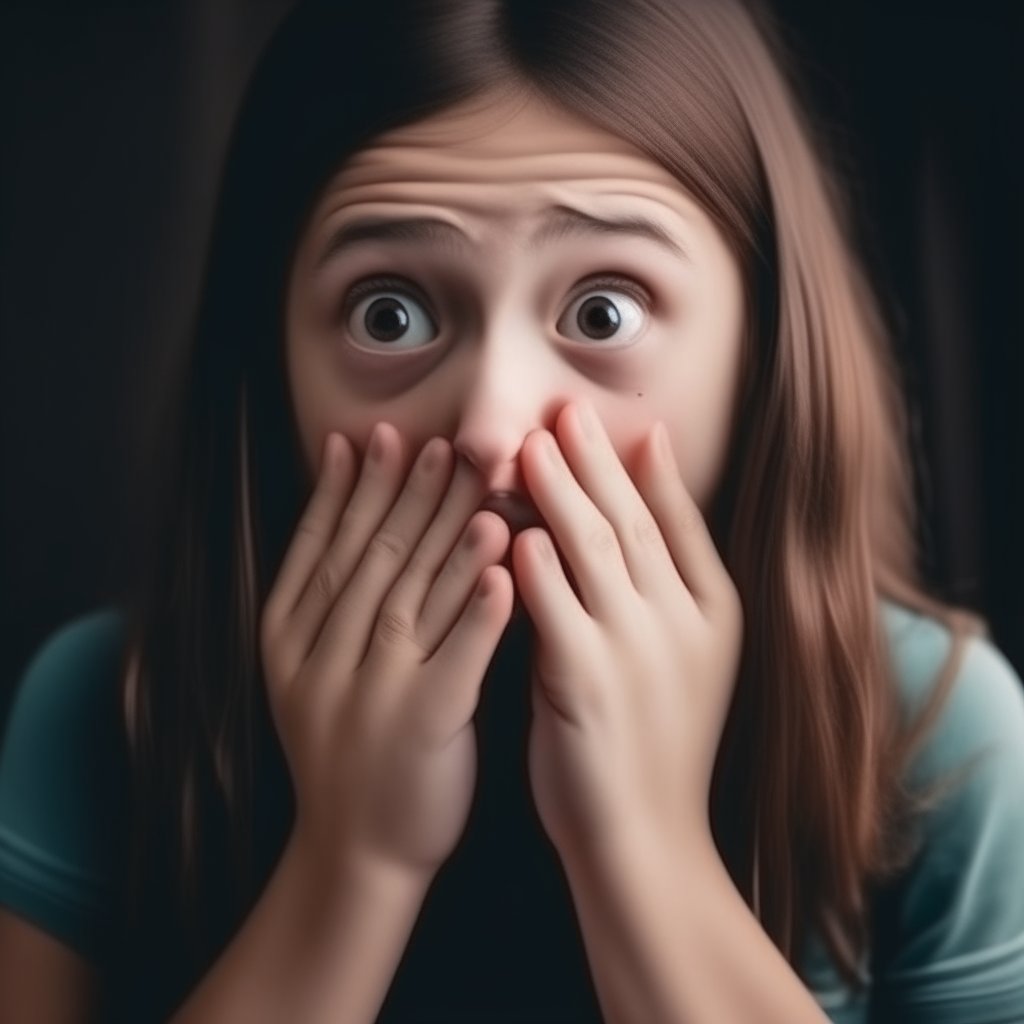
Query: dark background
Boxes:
[{"xmin": 2, "ymin": 0, "xmax": 1022, "ymax": 732}]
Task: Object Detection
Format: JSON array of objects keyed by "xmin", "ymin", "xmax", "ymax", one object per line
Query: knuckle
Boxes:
[
  {"xmin": 676, "ymin": 502, "xmax": 705, "ymax": 536},
  {"xmin": 374, "ymin": 607, "xmax": 417, "ymax": 650},
  {"xmin": 293, "ymin": 516, "xmax": 323, "ymax": 543},
  {"xmin": 586, "ymin": 519, "xmax": 619, "ymax": 556},
  {"xmin": 368, "ymin": 529, "xmax": 409, "ymax": 564},
  {"xmin": 310, "ymin": 562, "xmax": 339, "ymax": 605},
  {"xmin": 632, "ymin": 512, "xmax": 663, "ymax": 550}
]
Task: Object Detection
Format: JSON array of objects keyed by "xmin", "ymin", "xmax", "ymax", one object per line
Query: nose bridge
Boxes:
[{"xmin": 451, "ymin": 304, "xmax": 555, "ymax": 488}]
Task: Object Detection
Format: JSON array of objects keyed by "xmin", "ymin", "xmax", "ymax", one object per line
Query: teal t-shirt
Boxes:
[{"xmin": 1, "ymin": 602, "xmax": 1023, "ymax": 1023}]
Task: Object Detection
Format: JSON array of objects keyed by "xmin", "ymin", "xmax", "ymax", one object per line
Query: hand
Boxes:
[
  {"xmin": 260, "ymin": 425, "xmax": 513, "ymax": 881},
  {"xmin": 511, "ymin": 400, "xmax": 743, "ymax": 869}
]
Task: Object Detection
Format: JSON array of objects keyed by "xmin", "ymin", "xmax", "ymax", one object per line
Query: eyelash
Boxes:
[
  {"xmin": 341, "ymin": 274, "xmax": 436, "ymax": 324},
  {"xmin": 339, "ymin": 271, "xmax": 653, "ymax": 347},
  {"xmin": 564, "ymin": 273, "xmax": 651, "ymax": 310}
]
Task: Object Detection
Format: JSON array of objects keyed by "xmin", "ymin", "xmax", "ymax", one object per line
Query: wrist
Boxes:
[
  {"xmin": 286, "ymin": 819, "xmax": 434, "ymax": 909},
  {"xmin": 559, "ymin": 809, "xmax": 717, "ymax": 897},
  {"xmin": 283, "ymin": 823, "xmax": 434, "ymax": 933}
]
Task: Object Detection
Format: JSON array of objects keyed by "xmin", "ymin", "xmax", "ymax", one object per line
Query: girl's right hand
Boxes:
[{"xmin": 260, "ymin": 424, "xmax": 514, "ymax": 882}]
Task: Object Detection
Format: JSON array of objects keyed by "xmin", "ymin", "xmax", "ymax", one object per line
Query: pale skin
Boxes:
[{"xmin": 0, "ymin": 87, "xmax": 829, "ymax": 1022}]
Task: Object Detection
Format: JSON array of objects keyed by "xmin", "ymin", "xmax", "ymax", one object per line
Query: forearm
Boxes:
[
  {"xmin": 565, "ymin": 829, "xmax": 828, "ymax": 1024},
  {"xmin": 169, "ymin": 830, "xmax": 430, "ymax": 1024}
]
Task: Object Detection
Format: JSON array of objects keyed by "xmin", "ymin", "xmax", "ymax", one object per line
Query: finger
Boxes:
[
  {"xmin": 266, "ymin": 432, "xmax": 356, "ymax": 622},
  {"xmin": 380, "ymin": 453, "xmax": 491, "ymax": 630},
  {"xmin": 415, "ymin": 509, "xmax": 510, "ymax": 654},
  {"xmin": 636, "ymin": 421, "xmax": 730, "ymax": 611},
  {"xmin": 288, "ymin": 422, "xmax": 410, "ymax": 663},
  {"xmin": 554, "ymin": 400, "xmax": 683, "ymax": 602},
  {"xmin": 511, "ymin": 527, "xmax": 592, "ymax": 708},
  {"xmin": 409, "ymin": 564, "xmax": 514, "ymax": 745},
  {"xmin": 519, "ymin": 427, "xmax": 631, "ymax": 619},
  {"xmin": 317, "ymin": 434, "xmax": 456, "ymax": 669}
]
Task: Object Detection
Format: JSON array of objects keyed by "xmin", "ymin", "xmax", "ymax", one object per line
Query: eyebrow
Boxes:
[
  {"xmin": 314, "ymin": 205, "xmax": 690, "ymax": 271},
  {"xmin": 529, "ymin": 206, "xmax": 690, "ymax": 260},
  {"xmin": 315, "ymin": 216, "xmax": 469, "ymax": 270}
]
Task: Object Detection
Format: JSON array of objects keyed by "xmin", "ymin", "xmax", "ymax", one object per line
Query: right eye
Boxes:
[{"xmin": 346, "ymin": 284, "xmax": 438, "ymax": 351}]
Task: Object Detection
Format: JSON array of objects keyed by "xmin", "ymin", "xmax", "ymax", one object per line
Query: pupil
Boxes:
[
  {"xmin": 366, "ymin": 297, "xmax": 409, "ymax": 342},
  {"xmin": 578, "ymin": 296, "xmax": 620, "ymax": 339}
]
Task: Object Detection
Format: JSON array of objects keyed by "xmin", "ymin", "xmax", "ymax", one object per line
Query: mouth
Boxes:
[
  {"xmin": 477, "ymin": 490, "xmax": 544, "ymax": 536},
  {"xmin": 477, "ymin": 491, "xmax": 575, "ymax": 621}
]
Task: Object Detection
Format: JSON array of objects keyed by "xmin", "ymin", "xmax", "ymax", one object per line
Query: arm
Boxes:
[
  {"xmin": 564, "ymin": 829, "xmax": 827, "ymax": 1024},
  {"xmin": 0, "ymin": 908, "xmax": 99, "ymax": 1024},
  {"xmin": 169, "ymin": 835, "xmax": 429, "ymax": 1024},
  {"xmin": 513, "ymin": 402, "xmax": 827, "ymax": 1023},
  {"xmin": 169, "ymin": 428, "xmax": 511, "ymax": 1023},
  {"xmin": 0, "ymin": 827, "xmax": 428, "ymax": 1024}
]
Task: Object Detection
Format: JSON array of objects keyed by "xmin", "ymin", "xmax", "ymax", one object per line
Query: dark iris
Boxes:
[
  {"xmin": 365, "ymin": 296, "xmax": 409, "ymax": 342},
  {"xmin": 577, "ymin": 295, "xmax": 620, "ymax": 339}
]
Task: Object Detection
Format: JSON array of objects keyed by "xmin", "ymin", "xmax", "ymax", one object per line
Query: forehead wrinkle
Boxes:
[
  {"xmin": 310, "ymin": 176, "xmax": 704, "ymax": 273},
  {"xmin": 529, "ymin": 204, "xmax": 690, "ymax": 260},
  {"xmin": 336, "ymin": 150, "xmax": 676, "ymax": 189},
  {"xmin": 314, "ymin": 214, "xmax": 472, "ymax": 271}
]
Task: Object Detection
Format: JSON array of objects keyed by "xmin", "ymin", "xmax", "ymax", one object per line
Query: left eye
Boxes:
[{"xmin": 556, "ymin": 288, "xmax": 646, "ymax": 346}]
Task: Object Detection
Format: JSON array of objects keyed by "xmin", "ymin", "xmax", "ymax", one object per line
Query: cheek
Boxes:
[
  {"xmin": 601, "ymin": 355, "xmax": 741, "ymax": 512},
  {"xmin": 288, "ymin": 361, "xmax": 452, "ymax": 483},
  {"xmin": 664, "ymin": 302, "xmax": 745, "ymax": 507},
  {"xmin": 667, "ymin": 367, "xmax": 744, "ymax": 512},
  {"xmin": 286, "ymin": 302, "xmax": 386, "ymax": 480}
]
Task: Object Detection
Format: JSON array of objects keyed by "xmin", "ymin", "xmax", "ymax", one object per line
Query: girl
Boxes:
[{"xmin": 1, "ymin": 2, "xmax": 1022, "ymax": 1022}]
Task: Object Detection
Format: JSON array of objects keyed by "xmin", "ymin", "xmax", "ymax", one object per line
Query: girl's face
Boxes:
[{"xmin": 286, "ymin": 86, "xmax": 745, "ymax": 522}]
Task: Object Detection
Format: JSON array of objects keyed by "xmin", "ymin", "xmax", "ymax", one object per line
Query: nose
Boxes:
[{"xmin": 451, "ymin": 319, "xmax": 562, "ymax": 493}]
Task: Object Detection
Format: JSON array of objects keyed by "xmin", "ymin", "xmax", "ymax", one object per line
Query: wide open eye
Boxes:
[
  {"xmin": 556, "ymin": 285, "xmax": 646, "ymax": 347},
  {"xmin": 346, "ymin": 284, "xmax": 438, "ymax": 351}
]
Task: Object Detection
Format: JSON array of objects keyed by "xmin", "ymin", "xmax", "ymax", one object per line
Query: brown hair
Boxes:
[{"xmin": 124, "ymin": 0, "xmax": 987, "ymax": 985}]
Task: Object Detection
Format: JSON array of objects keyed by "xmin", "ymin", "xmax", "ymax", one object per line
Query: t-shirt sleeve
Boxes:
[
  {"xmin": 870, "ymin": 608, "xmax": 1024, "ymax": 1023},
  {"xmin": 0, "ymin": 610, "xmax": 128, "ymax": 963}
]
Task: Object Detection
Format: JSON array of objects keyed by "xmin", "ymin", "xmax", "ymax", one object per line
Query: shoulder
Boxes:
[
  {"xmin": 0, "ymin": 609, "xmax": 129, "ymax": 961},
  {"xmin": 881, "ymin": 599, "xmax": 1024, "ymax": 797},
  {"xmin": 3, "ymin": 610, "xmax": 125, "ymax": 741},
  {"xmin": 872, "ymin": 600, "xmax": 1024, "ymax": 1023},
  {"xmin": 1, "ymin": 611, "xmax": 126, "ymax": 807}
]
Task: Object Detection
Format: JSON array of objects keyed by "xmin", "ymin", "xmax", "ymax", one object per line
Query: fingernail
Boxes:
[
  {"xmin": 535, "ymin": 529, "xmax": 557, "ymax": 562},
  {"xmin": 368, "ymin": 424, "xmax": 386, "ymax": 462},
  {"xmin": 320, "ymin": 433, "xmax": 337, "ymax": 475},
  {"xmin": 419, "ymin": 437, "xmax": 443, "ymax": 473},
  {"xmin": 656, "ymin": 423, "xmax": 675, "ymax": 465},
  {"xmin": 577, "ymin": 400, "xmax": 599, "ymax": 439}
]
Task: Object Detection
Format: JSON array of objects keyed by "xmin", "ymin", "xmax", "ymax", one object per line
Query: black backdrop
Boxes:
[{"xmin": 2, "ymin": 0, "xmax": 1022, "ymax": 732}]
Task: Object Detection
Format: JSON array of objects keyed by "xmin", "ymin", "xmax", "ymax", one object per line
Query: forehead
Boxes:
[{"xmin": 304, "ymin": 87, "xmax": 712, "ymax": 247}]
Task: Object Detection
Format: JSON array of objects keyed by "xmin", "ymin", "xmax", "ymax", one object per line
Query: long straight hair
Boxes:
[{"xmin": 123, "ymin": 0, "xmax": 986, "ymax": 987}]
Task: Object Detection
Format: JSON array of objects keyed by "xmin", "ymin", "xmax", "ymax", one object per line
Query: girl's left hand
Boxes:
[{"xmin": 512, "ymin": 399, "xmax": 744, "ymax": 870}]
